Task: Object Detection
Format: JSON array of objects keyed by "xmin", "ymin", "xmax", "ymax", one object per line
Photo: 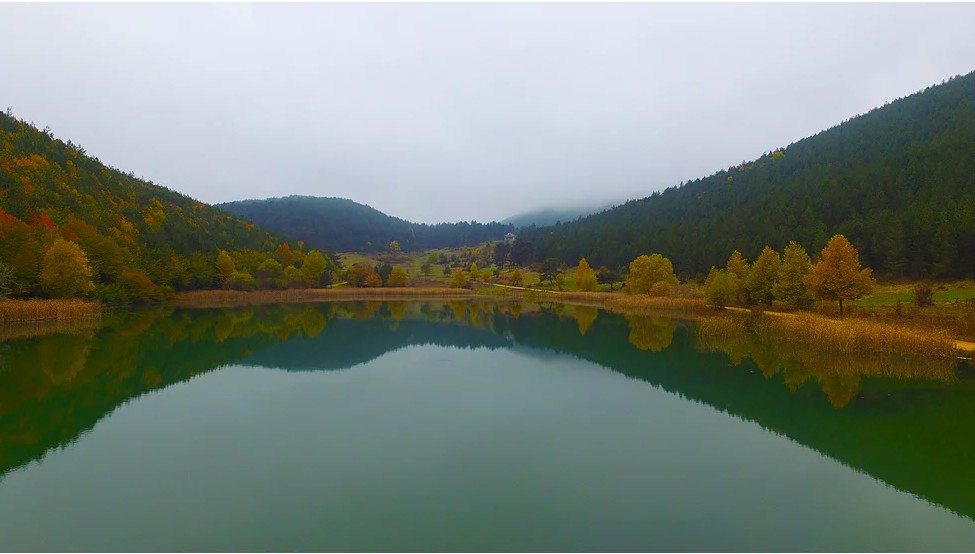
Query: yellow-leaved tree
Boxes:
[
  {"xmin": 450, "ymin": 268, "xmax": 468, "ymax": 288},
  {"xmin": 387, "ymin": 266, "xmax": 408, "ymax": 287},
  {"xmin": 215, "ymin": 250, "xmax": 236, "ymax": 285},
  {"xmin": 805, "ymin": 234, "xmax": 875, "ymax": 314},
  {"xmin": 574, "ymin": 257, "xmax": 597, "ymax": 291},
  {"xmin": 40, "ymin": 238, "xmax": 94, "ymax": 298},
  {"xmin": 625, "ymin": 253, "xmax": 679, "ymax": 295}
]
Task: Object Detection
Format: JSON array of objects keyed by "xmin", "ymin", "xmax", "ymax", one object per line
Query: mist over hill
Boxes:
[{"xmin": 218, "ymin": 196, "xmax": 513, "ymax": 252}]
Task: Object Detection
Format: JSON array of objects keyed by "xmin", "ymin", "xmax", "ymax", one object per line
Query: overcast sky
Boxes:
[{"xmin": 1, "ymin": 3, "xmax": 973, "ymax": 224}]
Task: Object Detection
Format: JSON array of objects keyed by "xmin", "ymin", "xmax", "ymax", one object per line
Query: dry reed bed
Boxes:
[
  {"xmin": 0, "ymin": 299, "xmax": 102, "ymax": 324},
  {"xmin": 173, "ymin": 288, "xmax": 476, "ymax": 308},
  {"xmin": 697, "ymin": 311, "xmax": 955, "ymax": 358}
]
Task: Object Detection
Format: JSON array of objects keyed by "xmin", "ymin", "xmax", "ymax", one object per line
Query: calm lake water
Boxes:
[{"xmin": 2, "ymin": 300, "xmax": 975, "ymax": 551}]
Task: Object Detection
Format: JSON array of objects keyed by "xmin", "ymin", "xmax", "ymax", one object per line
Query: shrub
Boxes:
[
  {"xmin": 649, "ymin": 281, "xmax": 672, "ymax": 297},
  {"xmin": 913, "ymin": 281, "xmax": 934, "ymax": 307}
]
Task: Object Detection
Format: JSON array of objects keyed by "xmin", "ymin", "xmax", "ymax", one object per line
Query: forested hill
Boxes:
[
  {"xmin": 517, "ymin": 70, "xmax": 975, "ymax": 280},
  {"xmin": 218, "ymin": 196, "xmax": 514, "ymax": 252},
  {"xmin": 0, "ymin": 111, "xmax": 281, "ymax": 295}
]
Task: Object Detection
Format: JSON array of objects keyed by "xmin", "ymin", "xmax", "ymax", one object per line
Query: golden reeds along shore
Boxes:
[
  {"xmin": 0, "ymin": 299, "xmax": 102, "ymax": 324},
  {"xmin": 696, "ymin": 311, "xmax": 956, "ymax": 358}
]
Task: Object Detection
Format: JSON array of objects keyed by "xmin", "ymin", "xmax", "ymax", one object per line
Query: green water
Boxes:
[{"xmin": 1, "ymin": 301, "xmax": 975, "ymax": 551}]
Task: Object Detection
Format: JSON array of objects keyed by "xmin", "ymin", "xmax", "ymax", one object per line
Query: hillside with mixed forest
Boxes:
[
  {"xmin": 218, "ymin": 196, "xmax": 513, "ymax": 252},
  {"xmin": 516, "ymin": 70, "xmax": 975, "ymax": 280},
  {"xmin": 0, "ymin": 111, "xmax": 290, "ymax": 300}
]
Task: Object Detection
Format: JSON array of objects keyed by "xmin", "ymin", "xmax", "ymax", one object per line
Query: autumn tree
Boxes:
[
  {"xmin": 0, "ymin": 262, "xmax": 15, "ymax": 299},
  {"xmin": 301, "ymin": 250, "xmax": 328, "ymax": 287},
  {"xmin": 118, "ymin": 269, "xmax": 163, "ymax": 303},
  {"xmin": 363, "ymin": 272, "xmax": 383, "ymax": 288},
  {"xmin": 346, "ymin": 263, "xmax": 380, "ymax": 288},
  {"xmin": 626, "ymin": 253, "xmax": 679, "ymax": 295},
  {"xmin": 509, "ymin": 268, "xmax": 524, "ymax": 286},
  {"xmin": 805, "ymin": 234, "xmax": 876, "ymax": 314},
  {"xmin": 574, "ymin": 257, "xmax": 597, "ymax": 291},
  {"xmin": 746, "ymin": 246, "xmax": 781, "ymax": 307},
  {"xmin": 450, "ymin": 268, "xmax": 468, "ymax": 288},
  {"xmin": 39, "ymin": 239, "xmax": 94, "ymax": 298},
  {"xmin": 257, "ymin": 259, "xmax": 284, "ymax": 289},
  {"xmin": 706, "ymin": 270, "xmax": 739, "ymax": 308},
  {"xmin": 773, "ymin": 241, "xmax": 815, "ymax": 309},
  {"xmin": 469, "ymin": 262, "xmax": 479, "ymax": 284},
  {"xmin": 274, "ymin": 243, "xmax": 296, "ymax": 267},
  {"xmin": 283, "ymin": 265, "xmax": 305, "ymax": 289},
  {"xmin": 387, "ymin": 266, "xmax": 408, "ymax": 287},
  {"xmin": 225, "ymin": 271, "xmax": 257, "ymax": 291},
  {"xmin": 725, "ymin": 250, "xmax": 750, "ymax": 305},
  {"xmin": 216, "ymin": 250, "xmax": 236, "ymax": 284}
]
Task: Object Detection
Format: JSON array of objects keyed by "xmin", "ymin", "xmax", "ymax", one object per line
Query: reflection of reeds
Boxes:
[
  {"xmin": 0, "ymin": 317, "xmax": 102, "ymax": 341},
  {"xmin": 545, "ymin": 292, "xmax": 708, "ymax": 315},
  {"xmin": 695, "ymin": 313, "xmax": 747, "ymax": 337},
  {"xmin": 173, "ymin": 288, "xmax": 475, "ymax": 308},
  {"xmin": 696, "ymin": 322, "xmax": 956, "ymax": 408},
  {"xmin": 0, "ymin": 299, "xmax": 101, "ymax": 324}
]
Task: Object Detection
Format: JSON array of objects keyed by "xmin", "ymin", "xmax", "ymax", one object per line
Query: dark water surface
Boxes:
[{"xmin": 1, "ymin": 301, "xmax": 974, "ymax": 551}]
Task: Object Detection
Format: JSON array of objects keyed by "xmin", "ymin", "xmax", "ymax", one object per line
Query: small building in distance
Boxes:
[{"xmin": 504, "ymin": 232, "xmax": 516, "ymax": 245}]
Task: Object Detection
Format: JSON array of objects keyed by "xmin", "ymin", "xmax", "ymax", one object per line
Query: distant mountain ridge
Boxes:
[
  {"xmin": 218, "ymin": 195, "xmax": 513, "ymax": 252},
  {"xmin": 517, "ymin": 70, "xmax": 975, "ymax": 279}
]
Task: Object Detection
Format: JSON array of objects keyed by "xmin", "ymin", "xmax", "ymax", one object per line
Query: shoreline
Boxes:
[{"xmin": 3, "ymin": 288, "xmax": 973, "ymax": 356}]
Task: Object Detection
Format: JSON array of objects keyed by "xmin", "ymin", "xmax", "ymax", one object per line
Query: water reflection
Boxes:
[
  {"xmin": 1, "ymin": 300, "xmax": 973, "ymax": 523},
  {"xmin": 696, "ymin": 323, "xmax": 957, "ymax": 408}
]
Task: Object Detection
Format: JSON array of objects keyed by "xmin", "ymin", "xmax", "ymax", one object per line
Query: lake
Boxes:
[{"xmin": 1, "ymin": 300, "xmax": 974, "ymax": 551}]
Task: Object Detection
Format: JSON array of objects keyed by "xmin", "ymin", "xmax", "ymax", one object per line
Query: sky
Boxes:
[{"xmin": 1, "ymin": 3, "xmax": 974, "ymax": 224}]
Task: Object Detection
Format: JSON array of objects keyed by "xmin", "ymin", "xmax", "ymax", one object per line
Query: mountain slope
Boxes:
[
  {"xmin": 218, "ymin": 196, "xmax": 513, "ymax": 252},
  {"xmin": 0, "ymin": 112, "xmax": 281, "ymax": 295},
  {"xmin": 517, "ymin": 70, "xmax": 975, "ymax": 279}
]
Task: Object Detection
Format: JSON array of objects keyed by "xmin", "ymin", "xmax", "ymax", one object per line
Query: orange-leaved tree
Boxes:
[{"xmin": 805, "ymin": 234, "xmax": 875, "ymax": 314}]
